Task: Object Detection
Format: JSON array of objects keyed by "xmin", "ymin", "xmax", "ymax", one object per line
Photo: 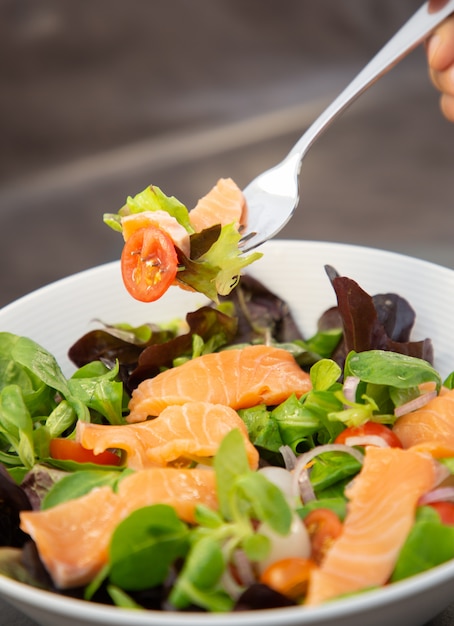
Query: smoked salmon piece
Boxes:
[
  {"xmin": 126, "ymin": 345, "xmax": 312, "ymax": 422},
  {"xmin": 121, "ymin": 210, "xmax": 190, "ymax": 257},
  {"xmin": 20, "ymin": 467, "xmax": 217, "ymax": 589},
  {"xmin": 189, "ymin": 177, "xmax": 246, "ymax": 233},
  {"xmin": 392, "ymin": 388, "xmax": 454, "ymax": 457},
  {"xmin": 77, "ymin": 402, "xmax": 259, "ymax": 470},
  {"xmin": 305, "ymin": 447, "xmax": 435, "ymax": 606}
]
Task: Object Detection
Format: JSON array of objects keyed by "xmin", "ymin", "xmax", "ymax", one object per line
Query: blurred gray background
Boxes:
[
  {"xmin": 1, "ymin": 2, "xmax": 454, "ymax": 624},
  {"xmin": 1, "ymin": 0, "xmax": 453, "ymax": 310}
]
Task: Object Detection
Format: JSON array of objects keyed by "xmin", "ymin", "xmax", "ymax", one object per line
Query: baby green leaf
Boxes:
[
  {"xmin": 234, "ymin": 472, "xmax": 292, "ymax": 536},
  {"xmin": 109, "ymin": 504, "xmax": 189, "ymax": 591},
  {"xmin": 42, "ymin": 470, "xmax": 122, "ymax": 510},
  {"xmin": 214, "ymin": 429, "xmax": 251, "ymax": 521},
  {"xmin": 310, "ymin": 358, "xmax": 342, "ymax": 391},
  {"xmin": 345, "ymin": 350, "xmax": 442, "ymax": 391},
  {"xmin": 169, "ymin": 535, "xmax": 232, "ymax": 611}
]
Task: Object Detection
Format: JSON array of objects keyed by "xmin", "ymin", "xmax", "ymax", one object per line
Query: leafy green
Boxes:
[
  {"xmin": 391, "ymin": 506, "xmax": 454, "ymax": 582},
  {"xmin": 42, "ymin": 469, "xmax": 124, "ymax": 510},
  {"xmin": 345, "ymin": 350, "xmax": 442, "ymax": 391},
  {"xmin": 109, "ymin": 505, "xmax": 190, "ymax": 591},
  {"xmin": 68, "ymin": 362, "xmax": 125, "ymax": 425},
  {"xmin": 104, "ymin": 184, "xmax": 194, "ymax": 234},
  {"xmin": 0, "ymin": 332, "xmax": 129, "ymax": 471},
  {"xmin": 177, "ymin": 224, "xmax": 262, "ymax": 302},
  {"xmin": 444, "ymin": 371, "xmax": 454, "ymax": 389},
  {"xmin": 298, "ymin": 496, "xmax": 348, "ymax": 521},
  {"xmin": 309, "ymin": 451, "xmax": 362, "ymax": 495},
  {"xmin": 168, "ymin": 535, "xmax": 231, "ymax": 611}
]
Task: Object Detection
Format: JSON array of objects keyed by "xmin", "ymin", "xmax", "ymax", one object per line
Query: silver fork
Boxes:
[{"xmin": 240, "ymin": 0, "xmax": 454, "ymax": 252}]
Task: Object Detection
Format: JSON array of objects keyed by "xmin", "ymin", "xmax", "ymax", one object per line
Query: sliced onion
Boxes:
[
  {"xmin": 220, "ymin": 567, "xmax": 244, "ymax": 599},
  {"xmin": 419, "ymin": 486, "xmax": 454, "ymax": 505},
  {"xmin": 344, "ymin": 435, "xmax": 390, "ymax": 448},
  {"xmin": 394, "ymin": 390, "xmax": 437, "ymax": 417},
  {"xmin": 291, "ymin": 444, "xmax": 365, "ymax": 503},
  {"xmin": 434, "ymin": 462, "xmax": 452, "ymax": 487},
  {"xmin": 297, "ymin": 467, "xmax": 316, "ymax": 503},
  {"xmin": 232, "ymin": 549, "xmax": 256, "ymax": 587},
  {"xmin": 279, "ymin": 445, "xmax": 297, "ymax": 471},
  {"xmin": 343, "ymin": 375, "xmax": 360, "ymax": 404}
]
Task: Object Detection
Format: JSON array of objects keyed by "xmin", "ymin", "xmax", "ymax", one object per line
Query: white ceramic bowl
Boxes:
[{"xmin": 0, "ymin": 240, "xmax": 453, "ymax": 626}]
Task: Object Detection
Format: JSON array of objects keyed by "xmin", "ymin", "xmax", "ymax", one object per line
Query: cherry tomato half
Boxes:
[
  {"xmin": 427, "ymin": 501, "xmax": 454, "ymax": 525},
  {"xmin": 335, "ymin": 421, "xmax": 403, "ymax": 448},
  {"xmin": 49, "ymin": 438, "xmax": 122, "ymax": 466},
  {"xmin": 121, "ymin": 226, "xmax": 178, "ymax": 302},
  {"xmin": 259, "ymin": 557, "xmax": 317, "ymax": 601},
  {"xmin": 303, "ymin": 508, "xmax": 343, "ymax": 564}
]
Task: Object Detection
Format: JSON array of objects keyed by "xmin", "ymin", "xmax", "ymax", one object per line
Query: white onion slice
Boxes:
[
  {"xmin": 419, "ymin": 486, "xmax": 454, "ymax": 505},
  {"xmin": 434, "ymin": 462, "xmax": 452, "ymax": 487},
  {"xmin": 297, "ymin": 467, "xmax": 316, "ymax": 503},
  {"xmin": 394, "ymin": 390, "xmax": 437, "ymax": 417},
  {"xmin": 279, "ymin": 444, "xmax": 297, "ymax": 471},
  {"xmin": 343, "ymin": 375, "xmax": 360, "ymax": 404},
  {"xmin": 232, "ymin": 549, "xmax": 256, "ymax": 587},
  {"xmin": 292, "ymin": 444, "xmax": 364, "ymax": 503},
  {"xmin": 345, "ymin": 435, "xmax": 390, "ymax": 448}
]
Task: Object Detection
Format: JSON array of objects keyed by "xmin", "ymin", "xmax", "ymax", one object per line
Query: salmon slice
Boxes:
[
  {"xmin": 126, "ymin": 345, "xmax": 312, "ymax": 422},
  {"xmin": 189, "ymin": 177, "xmax": 246, "ymax": 233},
  {"xmin": 305, "ymin": 446, "xmax": 435, "ymax": 606},
  {"xmin": 20, "ymin": 467, "xmax": 217, "ymax": 589},
  {"xmin": 121, "ymin": 209, "xmax": 190, "ymax": 257},
  {"xmin": 392, "ymin": 388, "xmax": 454, "ymax": 457},
  {"xmin": 77, "ymin": 402, "xmax": 259, "ymax": 470}
]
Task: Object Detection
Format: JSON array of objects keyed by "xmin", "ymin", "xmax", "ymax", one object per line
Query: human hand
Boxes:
[{"xmin": 427, "ymin": 0, "xmax": 454, "ymax": 121}]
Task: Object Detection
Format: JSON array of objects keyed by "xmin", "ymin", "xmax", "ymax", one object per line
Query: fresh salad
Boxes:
[{"xmin": 0, "ymin": 181, "xmax": 453, "ymax": 613}]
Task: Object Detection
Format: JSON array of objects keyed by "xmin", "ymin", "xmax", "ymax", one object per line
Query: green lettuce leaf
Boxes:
[
  {"xmin": 104, "ymin": 185, "xmax": 193, "ymax": 233},
  {"xmin": 177, "ymin": 224, "xmax": 262, "ymax": 302}
]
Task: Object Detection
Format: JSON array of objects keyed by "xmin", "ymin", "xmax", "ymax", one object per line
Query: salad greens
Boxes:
[{"xmin": 0, "ymin": 269, "xmax": 453, "ymax": 613}]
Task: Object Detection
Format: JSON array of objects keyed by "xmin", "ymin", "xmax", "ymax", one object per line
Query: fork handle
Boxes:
[{"xmin": 289, "ymin": 0, "xmax": 454, "ymax": 161}]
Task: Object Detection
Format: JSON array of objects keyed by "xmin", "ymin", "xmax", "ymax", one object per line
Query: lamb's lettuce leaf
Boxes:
[{"xmin": 391, "ymin": 506, "xmax": 454, "ymax": 582}]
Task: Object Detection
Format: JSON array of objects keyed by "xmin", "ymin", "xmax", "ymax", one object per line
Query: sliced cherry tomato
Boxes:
[
  {"xmin": 259, "ymin": 557, "xmax": 317, "ymax": 601},
  {"xmin": 303, "ymin": 508, "xmax": 343, "ymax": 564},
  {"xmin": 49, "ymin": 438, "xmax": 121, "ymax": 466},
  {"xmin": 335, "ymin": 421, "xmax": 403, "ymax": 448},
  {"xmin": 121, "ymin": 225, "xmax": 178, "ymax": 302},
  {"xmin": 427, "ymin": 501, "xmax": 454, "ymax": 525}
]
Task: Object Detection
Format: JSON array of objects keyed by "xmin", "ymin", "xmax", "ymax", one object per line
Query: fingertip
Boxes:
[
  {"xmin": 427, "ymin": 33, "xmax": 442, "ymax": 67},
  {"xmin": 439, "ymin": 93, "xmax": 454, "ymax": 122}
]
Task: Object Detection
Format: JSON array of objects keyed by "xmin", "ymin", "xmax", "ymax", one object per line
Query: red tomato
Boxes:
[
  {"xmin": 49, "ymin": 438, "xmax": 121, "ymax": 466},
  {"xmin": 427, "ymin": 501, "xmax": 454, "ymax": 525},
  {"xmin": 303, "ymin": 508, "xmax": 343, "ymax": 564},
  {"xmin": 259, "ymin": 557, "xmax": 317, "ymax": 600},
  {"xmin": 335, "ymin": 421, "xmax": 403, "ymax": 448},
  {"xmin": 121, "ymin": 226, "xmax": 178, "ymax": 302}
]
